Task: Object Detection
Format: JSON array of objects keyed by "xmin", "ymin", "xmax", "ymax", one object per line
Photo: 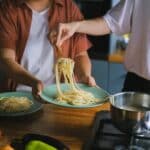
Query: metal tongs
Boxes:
[{"xmin": 54, "ymin": 45, "xmax": 63, "ymax": 58}]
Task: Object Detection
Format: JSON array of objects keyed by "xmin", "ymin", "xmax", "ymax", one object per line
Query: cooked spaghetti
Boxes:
[
  {"xmin": 55, "ymin": 58, "xmax": 99, "ymax": 105},
  {"xmin": 0, "ymin": 96, "xmax": 33, "ymax": 112}
]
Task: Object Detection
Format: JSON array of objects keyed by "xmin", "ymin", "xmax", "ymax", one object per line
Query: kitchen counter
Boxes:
[
  {"xmin": 0, "ymin": 103, "xmax": 110, "ymax": 150},
  {"xmin": 108, "ymin": 50, "xmax": 125, "ymax": 63},
  {"xmin": 89, "ymin": 50, "xmax": 125, "ymax": 63}
]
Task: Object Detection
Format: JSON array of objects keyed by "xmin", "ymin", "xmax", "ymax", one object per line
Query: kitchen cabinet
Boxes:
[
  {"xmin": 91, "ymin": 60, "xmax": 108, "ymax": 91},
  {"xmin": 91, "ymin": 60, "xmax": 127, "ymax": 94},
  {"xmin": 108, "ymin": 62, "xmax": 127, "ymax": 94}
]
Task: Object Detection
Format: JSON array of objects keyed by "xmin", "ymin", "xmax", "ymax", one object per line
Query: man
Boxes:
[
  {"xmin": 55, "ymin": 0, "xmax": 150, "ymax": 94},
  {"xmin": 0, "ymin": 0, "xmax": 96, "ymax": 102}
]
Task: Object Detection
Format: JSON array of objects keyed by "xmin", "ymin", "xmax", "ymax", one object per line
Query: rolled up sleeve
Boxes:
[{"xmin": 103, "ymin": 0, "xmax": 135, "ymax": 35}]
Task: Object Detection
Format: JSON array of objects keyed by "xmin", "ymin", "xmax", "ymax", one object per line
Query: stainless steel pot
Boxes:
[{"xmin": 108, "ymin": 92, "xmax": 150, "ymax": 134}]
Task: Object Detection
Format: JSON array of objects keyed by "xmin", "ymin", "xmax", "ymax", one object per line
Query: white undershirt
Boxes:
[
  {"xmin": 16, "ymin": 7, "xmax": 55, "ymax": 91},
  {"xmin": 104, "ymin": 0, "xmax": 150, "ymax": 80}
]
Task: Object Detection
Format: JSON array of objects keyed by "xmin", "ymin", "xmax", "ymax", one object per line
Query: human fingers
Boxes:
[
  {"xmin": 32, "ymin": 81, "xmax": 47, "ymax": 104},
  {"xmin": 79, "ymin": 75, "xmax": 96, "ymax": 87},
  {"xmin": 58, "ymin": 32, "xmax": 72, "ymax": 47},
  {"xmin": 56, "ymin": 23, "xmax": 65, "ymax": 46},
  {"xmin": 56, "ymin": 23, "xmax": 73, "ymax": 47},
  {"xmin": 49, "ymin": 30, "xmax": 57, "ymax": 45},
  {"xmin": 86, "ymin": 76, "xmax": 97, "ymax": 87},
  {"xmin": 32, "ymin": 91, "xmax": 47, "ymax": 104}
]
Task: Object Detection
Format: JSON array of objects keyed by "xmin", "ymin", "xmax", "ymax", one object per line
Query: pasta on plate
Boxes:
[
  {"xmin": 0, "ymin": 96, "xmax": 33, "ymax": 112},
  {"xmin": 55, "ymin": 58, "xmax": 99, "ymax": 105}
]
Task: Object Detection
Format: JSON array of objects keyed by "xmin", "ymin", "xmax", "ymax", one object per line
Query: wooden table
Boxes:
[{"xmin": 0, "ymin": 103, "xmax": 110, "ymax": 150}]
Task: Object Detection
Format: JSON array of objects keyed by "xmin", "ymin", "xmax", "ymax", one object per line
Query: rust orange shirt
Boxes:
[{"xmin": 0, "ymin": 0, "xmax": 91, "ymax": 91}]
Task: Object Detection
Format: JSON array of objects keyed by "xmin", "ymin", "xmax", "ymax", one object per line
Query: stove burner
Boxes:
[
  {"xmin": 83, "ymin": 111, "xmax": 150, "ymax": 150},
  {"xmin": 129, "ymin": 145, "xmax": 145, "ymax": 150}
]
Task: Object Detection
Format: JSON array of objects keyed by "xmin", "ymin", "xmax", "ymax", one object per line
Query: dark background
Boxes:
[{"xmin": 74, "ymin": 0, "xmax": 111, "ymax": 59}]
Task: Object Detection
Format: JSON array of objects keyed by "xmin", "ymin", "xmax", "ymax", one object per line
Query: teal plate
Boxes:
[
  {"xmin": 41, "ymin": 83, "xmax": 109, "ymax": 108},
  {"xmin": 0, "ymin": 91, "xmax": 43, "ymax": 117}
]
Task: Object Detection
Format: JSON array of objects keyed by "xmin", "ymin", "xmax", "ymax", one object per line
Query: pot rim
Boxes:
[{"xmin": 108, "ymin": 92, "xmax": 150, "ymax": 112}]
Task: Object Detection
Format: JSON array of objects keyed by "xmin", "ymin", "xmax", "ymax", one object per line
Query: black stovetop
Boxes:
[{"xmin": 83, "ymin": 111, "xmax": 150, "ymax": 150}]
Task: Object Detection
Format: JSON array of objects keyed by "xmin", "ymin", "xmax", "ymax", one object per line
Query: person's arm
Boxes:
[
  {"xmin": 0, "ymin": 2, "xmax": 46, "ymax": 103},
  {"xmin": 74, "ymin": 51, "xmax": 96, "ymax": 87},
  {"xmin": 77, "ymin": 18, "xmax": 111, "ymax": 35},
  {"xmin": 56, "ymin": 17, "xmax": 111, "ymax": 46},
  {"xmin": 0, "ymin": 48, "xmax": 44, "ymax": 102}
]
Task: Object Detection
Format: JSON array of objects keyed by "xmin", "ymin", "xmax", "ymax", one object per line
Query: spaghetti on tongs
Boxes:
[{"xmin": 55, "ymin": 57, "xmax": 99, "ymax": 105}]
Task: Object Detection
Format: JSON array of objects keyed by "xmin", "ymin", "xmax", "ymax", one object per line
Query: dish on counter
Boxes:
[
  {"xmin": 0, "ymin": 91, "xmax": 43, "ymax": 117},
  {"xmin": 0, "ymin": 96, "xmax": 33, "ymax": 113},
  {"xmin": 11, "ymin": 133, "xmax": 69, "ymax": 150},
  {"xmin": 55, "ymin": 58, "xmax": 105, "ymax": 106},
  {"xmin": 40, "ymin": 83, "xmax": 109, "ymax": 108}
]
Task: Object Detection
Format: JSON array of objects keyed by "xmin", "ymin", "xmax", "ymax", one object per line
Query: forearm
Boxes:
[
  {"xmin": 0, "ymin": 58, "xmax": 39, "ymax": 87},
  {"xmin": 74, "ymin": 53, "xmax": 91, "ymax": 79},
  {"xmin": 76, "ymin": 17, "xmax": 111, "ymax": 36}
]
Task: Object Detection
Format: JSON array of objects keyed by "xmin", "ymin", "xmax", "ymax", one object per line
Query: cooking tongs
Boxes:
[{"xmin": 54, "ymin": 45, "xmax": 63, "ymax": 58}]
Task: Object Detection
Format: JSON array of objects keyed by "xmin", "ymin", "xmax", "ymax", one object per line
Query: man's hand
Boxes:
[
  {"xmin": 78, "ymin": 75, "xmax": 97, "ymax": 87},
  {"xmin": 31, "ymin": 80, "xmax": 47, "ymax": 103}
]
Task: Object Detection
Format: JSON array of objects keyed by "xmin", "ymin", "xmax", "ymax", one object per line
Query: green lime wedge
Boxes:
[{"xmin": 25, "ymin": 140, "xmax": 57, "ymax": 150}]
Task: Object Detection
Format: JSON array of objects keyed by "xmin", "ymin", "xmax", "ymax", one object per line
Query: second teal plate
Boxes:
[
  {"xmin": 41, "ymin": 83, "xmax": 109, "ymax": 108},
  {"xmin": 0, "ymin": 91, "xmax": 43, "ymax": 117}
]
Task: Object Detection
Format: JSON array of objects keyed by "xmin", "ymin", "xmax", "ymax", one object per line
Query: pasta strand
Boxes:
[{"xmin": 55, "ymin": 58, "xmax": 99, "ymax": 105}]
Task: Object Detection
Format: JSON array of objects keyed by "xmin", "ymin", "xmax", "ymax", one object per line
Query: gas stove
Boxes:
[{"xmin": 83, "ymin": 111, "xmax": 150, "ymax": 150}]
